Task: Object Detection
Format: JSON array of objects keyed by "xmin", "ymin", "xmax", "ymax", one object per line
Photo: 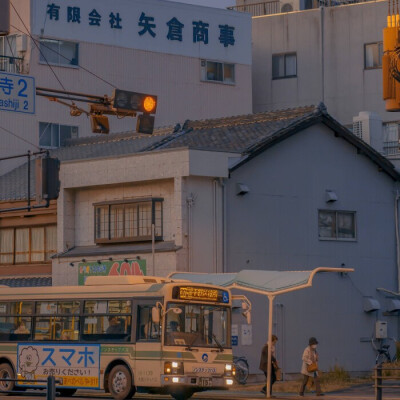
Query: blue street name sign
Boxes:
[{"xmin": 0, "ymin": 72, "xmax": 35, "ymax": 114}]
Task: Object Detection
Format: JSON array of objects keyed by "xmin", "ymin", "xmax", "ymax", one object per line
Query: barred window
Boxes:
[{"xmin": 94, "ymin": 198, "xmax": 163, "ymax": 243}]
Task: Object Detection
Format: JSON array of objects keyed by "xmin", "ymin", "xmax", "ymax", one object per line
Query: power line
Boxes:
[{"xmin": 0, "ymin": 124, "xmax": 40, "ymax": 150}]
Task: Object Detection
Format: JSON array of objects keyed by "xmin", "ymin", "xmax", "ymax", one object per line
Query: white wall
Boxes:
[{"xmin": 252, "ymin": 2, "xmax": 400, "ymax": 126}]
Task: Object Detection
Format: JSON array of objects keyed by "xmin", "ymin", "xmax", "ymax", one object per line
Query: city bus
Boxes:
[{"xmin": 0, "ymin": 275, "xmax": 240, "ymax": 400}]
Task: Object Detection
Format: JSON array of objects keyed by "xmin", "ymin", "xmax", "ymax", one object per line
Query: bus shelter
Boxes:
[{"xmin": 169, "ymin": 267, "xmax": 354, "ymax": 398}]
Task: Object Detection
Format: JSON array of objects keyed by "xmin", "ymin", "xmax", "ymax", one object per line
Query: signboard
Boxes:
[
  {"xmin": 32, "ymin": 0, "xmax": 251, "ymax": 65},
  {"xmin": 0, "ymin": 72, "xmax": 35, "ymax": 114},
  {"xmin": 78, "ymin": 259, "xmax": 146, "ymax": 285},
  {"xmin": 241, "ymin": 324, "xmax": 252, "ymax": 346},
  {"xmin": 17, "ymin": 343, "xmax": 100, "ymax": 388},
  {"xmin": 173, "ymin": 286, "xmax": 230, "ymax": 303}
]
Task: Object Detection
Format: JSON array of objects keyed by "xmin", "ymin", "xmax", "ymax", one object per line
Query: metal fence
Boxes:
[
  {"xmin": 374, "ymin": 364, "xmax": 400, "ymax": 400},
  {"xmin": 0, "ymin": 55, "xmax": 23, "ymax": 73},
  {"xmin": 0, "ymin": 376, "xmax": 59, "ymax": 400}
]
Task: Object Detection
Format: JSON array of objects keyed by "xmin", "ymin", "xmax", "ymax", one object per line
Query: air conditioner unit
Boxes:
[
  {"xmin": 352, "ymin": 111, "xmax": 383, "ymax": 153},
  {"xmin": 16, "ymin": 34, "xmax": 27, "ymax": 53},
  {"xmin": 280, "ymin": 0, "xmax": 301, "ymax": 13}
]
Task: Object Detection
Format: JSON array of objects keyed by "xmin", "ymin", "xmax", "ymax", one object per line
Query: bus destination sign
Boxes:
[{"xmin": 174, "ymin": 286, "xmax": 229, "ymax": 303}]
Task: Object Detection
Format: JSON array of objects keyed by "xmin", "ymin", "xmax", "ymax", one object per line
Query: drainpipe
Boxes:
[
  {"xmin": 395, "ymin": 190, "xmax": 400, "ymax": 292},
  {"xmin": 218, "ymin": 178, "xmax": 227, "ymax": 273},
  {"xmin": 186, "ymin": 194, "xmax": 195, "ymax": 272},
  {"xmin": 213, "ymin": 179, "xmax": 218, "ymax": 273},
  {"xmin": 320, "ymin": 7, "xmax": 325, "ymax": 104}
]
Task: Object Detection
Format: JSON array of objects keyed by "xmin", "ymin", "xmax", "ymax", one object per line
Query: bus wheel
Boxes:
[
  {"xmin": 108, "ymin": 365, "xmax": 135, "ymax": 400},
  {"xmin": 58, "ymin": 388, "xmax": 77, "ymax": 397},
  {"xmin": 171, "ymin": 389, "xmax": 194, "ymax": 400},
  {"xmin": 0, "ymin": 363, "xmax": 14, "ymax": 394}
]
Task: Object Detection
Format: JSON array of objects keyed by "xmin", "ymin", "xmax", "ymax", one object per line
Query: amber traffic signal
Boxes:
[{"xmin": 113, "ymin": 89, "xmax": 157, "ymax": 114}]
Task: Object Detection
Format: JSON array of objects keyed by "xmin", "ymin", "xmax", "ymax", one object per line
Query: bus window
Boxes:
[
  {"xmin": 83, "ymin": 315, "xmax": 131, "ymax": 341},
  {"xmin": 0, "ymin": 316, "xmax": 15, "ymax": 340},
  {"xmin": 137, "ymin": 306, "xmax": 160, "ymax": 341},
  {"xmin": 58, "ymin": 301, "xmax": 80, "ymax": 315},
  {"xmin": 10, "ymin": 301, "xmax": 34, "ymax": 315}
]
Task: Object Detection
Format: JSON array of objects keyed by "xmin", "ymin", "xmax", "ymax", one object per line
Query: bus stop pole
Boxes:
[
  {"xmin": 46, "ymin": 376, "xmax": 56, "ymax": 400},
  {"xmin": 266, "ymin": 295, "xmax": 275, "ymax": 398}
]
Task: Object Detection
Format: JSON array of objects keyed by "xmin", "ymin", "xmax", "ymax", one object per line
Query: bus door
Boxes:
[{"xmin": 134, "ymin": 301, "xmax": 162, "ymax": 387}]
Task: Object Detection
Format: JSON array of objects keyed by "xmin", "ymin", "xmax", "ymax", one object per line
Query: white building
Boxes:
[
  {"xmin": 232, "ymin": 0, "xmax": 400, "ymax": 163},
  {"xmin": 0, "ymin": 0, "xmax": 252, "ymax": 173}
]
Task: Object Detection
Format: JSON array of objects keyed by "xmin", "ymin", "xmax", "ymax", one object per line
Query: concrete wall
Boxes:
[
  {"xmin": 252, "ymin": 2, "xmax": 400, "ymax": 126},
  {"xmin": 226, "ymin": 123, "xmax": 399, "ymax": 373},
  {"xmin": 54, "ymin": 149, "xmax": 233, "ymax": 284}
]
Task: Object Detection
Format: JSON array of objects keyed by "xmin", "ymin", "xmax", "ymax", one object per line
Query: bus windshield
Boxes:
[{"xmin": 164, "ymin": 303, "xmax": 229, "ymax": 349}]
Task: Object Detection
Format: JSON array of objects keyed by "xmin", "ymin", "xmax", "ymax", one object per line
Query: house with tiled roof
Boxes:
[{"xmin": 1, "ymin": 104, "xmax": 400, "ymax": 375}]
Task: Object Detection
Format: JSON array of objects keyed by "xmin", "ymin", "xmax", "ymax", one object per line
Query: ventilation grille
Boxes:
[{"xmin": 353, "ymin": 120, "xmax": 363, "ymax": 140}]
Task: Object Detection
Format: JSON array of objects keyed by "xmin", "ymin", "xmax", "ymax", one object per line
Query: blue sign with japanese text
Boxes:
[
  {"xmin": 0, "ymin": 72, "xmax": 35, "ymax": 114},
  {"xmin": 17, "ymin": 343, "xmax": 100, "ymax": 388}
]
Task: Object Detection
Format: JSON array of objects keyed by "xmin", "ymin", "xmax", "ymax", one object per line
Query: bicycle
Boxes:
[
  {"xmin": 372, "ymin": 338, "xmax": 398, "ymax": 365},
  {"xmin": 233, "ymin": 356, "xmax": 249, "ymax": 384}
]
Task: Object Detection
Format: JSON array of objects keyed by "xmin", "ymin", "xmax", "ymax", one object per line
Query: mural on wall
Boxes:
[{"xmin": 78, "ymin": 259, "xmax": 146, "ymax": 285}]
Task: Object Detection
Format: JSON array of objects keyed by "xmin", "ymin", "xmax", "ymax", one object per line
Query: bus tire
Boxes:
[
  {"xmin": 108, "ymin": 364, "xmax": 135, "ymax": 400},
  {"xmin": 0, "ymin": 363, "xmax": 14, "ymax": 394},
  {"xmin": 58, "ymin": 388, "xmax": 77, "ymax": 397}
]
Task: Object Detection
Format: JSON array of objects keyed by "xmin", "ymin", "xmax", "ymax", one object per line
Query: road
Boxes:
[{"xmin": 0, "ymin": 383, "xmax": 399, "ymax": 400}]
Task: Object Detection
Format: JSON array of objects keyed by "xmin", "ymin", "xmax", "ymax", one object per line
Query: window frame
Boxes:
[
  {"xmin": 318, "ymin": 210, "xmax": 357, "ymax": 241},
  {"xmin": 0, "ymin": 225, "xmax": 57, "ymax": 265},
  {"xmin": 39, "ymin": 38, "xmax": 79, "ymax": 68},
  {"xmin": 94, "ymin": 198, "xmax": 164, "ymax": 244},
  {"xmin": 201, "ymin": 59, "xmax": 236, "ymax": 84},
  {"xmin": 39, "ymin": 122, "xmax": 79, "ymax": 149},
  {"xmin": 364, "ymin": 42, "xmax": 383, "ymax": 70},
  {"xmin": 272, "ymin": 52, "xmax": 297, "ymax": 80}
]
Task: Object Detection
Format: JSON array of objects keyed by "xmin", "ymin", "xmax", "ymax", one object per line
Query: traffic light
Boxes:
[
  {"xmin": 0, "ymin": 0, "xmax": 10, "ymax": 36},
  {"xmin": 90, "ymin": 114, "xmax": 110, "ymax": 134},
  {"xmin": 35, "ymin": 157, "xmax": 60, "ymax": 203},
  {"xmin": 113, "ymin": 89, "xmax": 157, "ymax": 114}
]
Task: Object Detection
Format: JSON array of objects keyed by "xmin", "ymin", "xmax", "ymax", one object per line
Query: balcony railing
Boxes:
[
  {"xmin": 0, "ymin": 55, "xmax": 23, "ymax": 74},
  {"xmin": 228, "ymin": 1, "xmax": 281, "ymax": 16},
  {"xmin": 383, "ymin": 140, "xmax": 400, "ymax": 156},
  {"xmin": 228, "ymin": 0, "xmax": 379, "ymax": 17}
]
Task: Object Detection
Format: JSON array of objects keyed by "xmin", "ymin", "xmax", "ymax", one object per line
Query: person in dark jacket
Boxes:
[{"xmin": 259, "ymin": 334, "xmax": 279, "ymax": 395}]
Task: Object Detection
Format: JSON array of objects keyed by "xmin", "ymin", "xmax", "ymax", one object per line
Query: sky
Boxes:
[{"xmin": 164, "ymin": 0, "xmax": 236, "ymax": 8}]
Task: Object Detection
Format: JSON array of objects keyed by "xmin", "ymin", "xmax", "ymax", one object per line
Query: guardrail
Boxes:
[
  {"xmin": 374, "ymin": 364, "xmax": 400, "ymax": 400},
  {"xmin": 0, "ymin": 376, "xmax": 59, "ymax": 400},
  {"xmin": 0, "ymin": 55, "xmax": 23, "ymax": 73},
  {"xmin": 228, "ymin": 1, "xmax": 280, "ymax": 16}
]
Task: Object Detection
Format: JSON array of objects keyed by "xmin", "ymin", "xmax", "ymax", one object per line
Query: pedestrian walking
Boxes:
[
  {"xmin": 259, "ymin": 334, "xmax": 279, "ymax": 395},
  {"xmin": 299, "ymin": 337, "xmax": 324, "ymax": 396}
]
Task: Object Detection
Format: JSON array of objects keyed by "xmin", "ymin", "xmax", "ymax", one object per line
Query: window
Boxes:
[
  {"xmin": 272, "ymin": 53, "xmax": 297, "ymax": 79},
  {"xmin": 201, "ymin": 60, "xmax": 235, "ymax": 83},
  {"xmin": 39, "ymin": 39, "xmax": 79, "ymax": 67},
  {"xmin": 94, "ymin": 198, "xmax": 163, "ymax": 243},
  {"xmin": 383, "ymin": 122, "xmax": 400, "ymax": 155},
  {"xmin": 82, "ymin": 300, "xmax": 132, "ymax": 341},
  {"xmin": 318, "ymin": 210, "xmax": 356, "ymax": 240},
  {"xmin": 364, "ymin": 42, "xmax": 383, "ymax": 69},
  {"xmin": 137, "ymin": 305, "xmax": 160, "ymax": 341},
  {"xmin": 0, "ymin": 225, "xmax": 57, "ymax": 264},
  {"xmin": 39, "ymin": 122, "xmax": 78, "ymax": 148}
]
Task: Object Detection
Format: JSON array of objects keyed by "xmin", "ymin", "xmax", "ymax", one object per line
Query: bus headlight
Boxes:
[
  {"xmin": 226, "ymin": 378, "xmax": 234, "ymax": 385},
  {"xmin": 225, "ymin": 363, "xmax": 233, "ymax": 376},
  {"xmin": 164, "ymin": 361, "xmax": 184, "ymax": 375}
]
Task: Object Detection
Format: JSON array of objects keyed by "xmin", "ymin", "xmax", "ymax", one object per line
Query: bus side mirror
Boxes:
[{"xmin": 152, "ymin": 306, "xmax": 160, "ymax": 324}]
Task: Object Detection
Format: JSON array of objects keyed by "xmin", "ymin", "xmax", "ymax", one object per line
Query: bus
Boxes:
[{"xmin": 0, "ymin": 275, "xmax": 241, "ymax": 400}]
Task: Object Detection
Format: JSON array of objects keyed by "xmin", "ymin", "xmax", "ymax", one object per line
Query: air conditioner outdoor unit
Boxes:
[
  {"xmin": 16, "ymin": 34, "xmax": 27, "ymax": 53},
  {"xmin": 352, "ymin": 111, "xmax": 383, "ymax": 153},
  {"xmin": 280, "ymin": 0, "xmax": 301, "ymax": 12}
]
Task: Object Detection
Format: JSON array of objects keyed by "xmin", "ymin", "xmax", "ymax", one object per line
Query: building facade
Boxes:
[
  {"xmin": 1, "ymin": 0, "xmax": 251, "ymax": 173},
  {"xmin": 43, "ymin": 105, "xmax": 400, "ymax": 375}
]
